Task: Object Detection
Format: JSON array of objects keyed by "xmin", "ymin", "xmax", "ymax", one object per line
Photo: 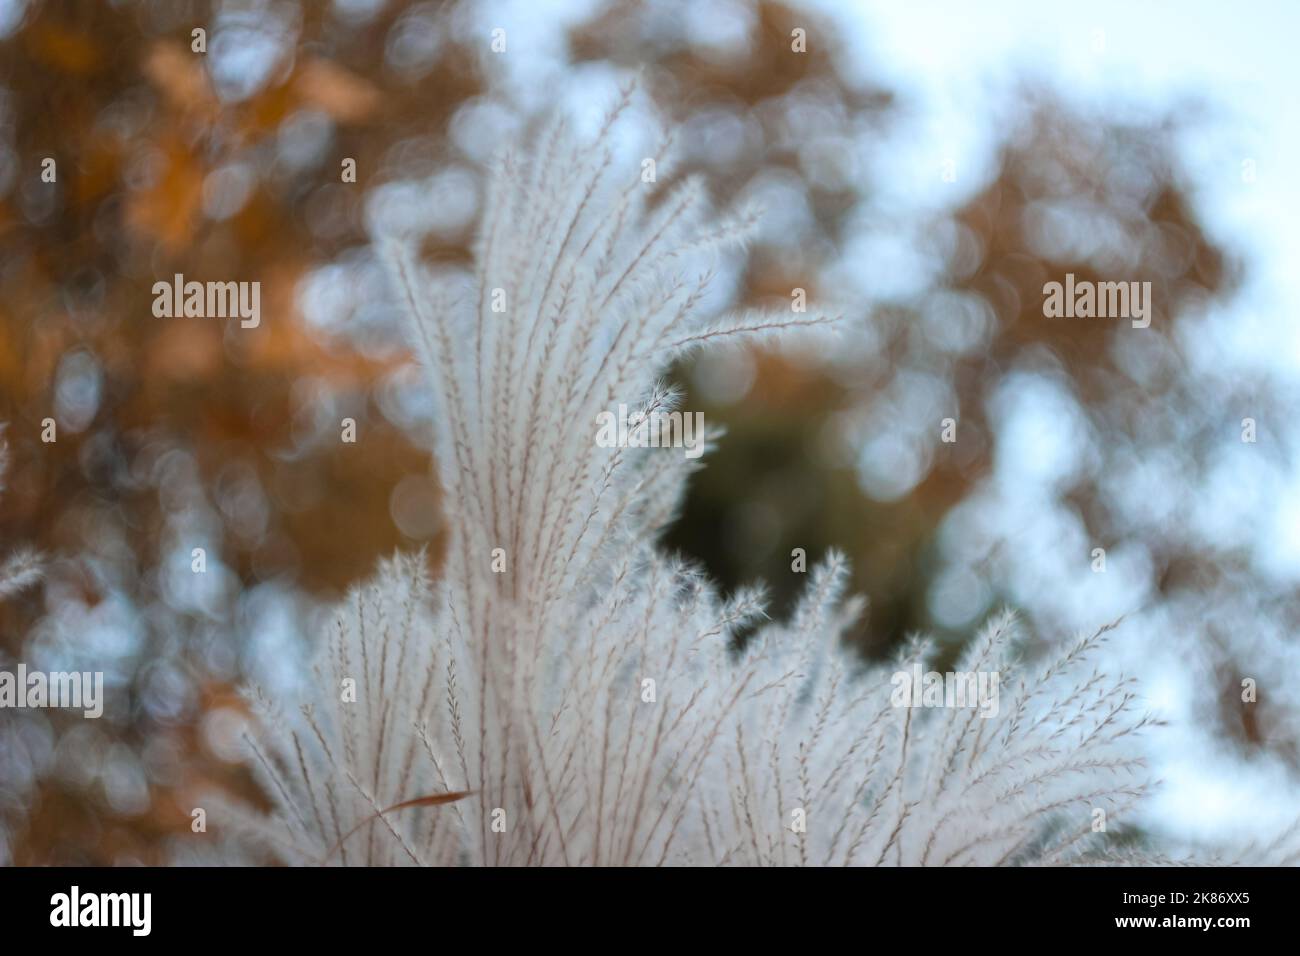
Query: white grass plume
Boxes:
[
  {"xmin": 0, "ymin": 427, "xmax": 43, "ymax": 601},
  {"xmin": 229, "ymin": 94, "xmax": 1159, "ymax": 866}
]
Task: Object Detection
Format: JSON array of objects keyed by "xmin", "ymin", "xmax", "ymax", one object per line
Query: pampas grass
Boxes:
[
  {"xmin": 229, "ymin": 91, "xmax": 1160, "ymax": 866},
  {"xmin": 0, "ymin": 427, "xmax": 43, "ymax": 601}
]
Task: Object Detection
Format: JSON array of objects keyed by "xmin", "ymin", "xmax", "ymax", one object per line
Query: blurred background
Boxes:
[{"xmin": 1, "ymin": 0, "xmax": 1298, "ymax": 864}]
